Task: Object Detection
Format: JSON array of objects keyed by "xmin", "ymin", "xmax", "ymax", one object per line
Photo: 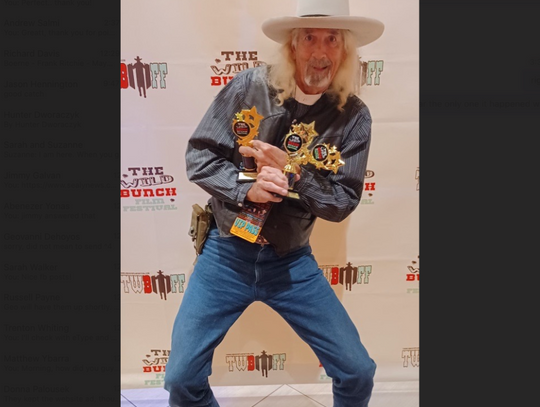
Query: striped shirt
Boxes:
[{"xmin": 185, "ymin": 66, "xmax": 372, "ymax": 256}]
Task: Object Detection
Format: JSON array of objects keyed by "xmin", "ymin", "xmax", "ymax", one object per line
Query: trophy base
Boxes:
[
  {"xmin": 272, "ymin": 190, "xmax": 300, "ymax": 200},
  {"xmin": 238, "ymin": 171, "xmax": 257, "ymax": 182},
  {"xmin": 286, "ymin": 190, "xmax": 300, "ymax": 200}
]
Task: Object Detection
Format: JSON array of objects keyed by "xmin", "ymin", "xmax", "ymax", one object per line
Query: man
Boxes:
[{"xmin": 164, "ymin": 1, "xmax": 384, "ymax": 406}]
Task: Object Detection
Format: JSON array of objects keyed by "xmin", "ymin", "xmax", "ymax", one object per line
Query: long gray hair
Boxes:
[{"xmin": 266, "ymin": 28, "xmax": 360, "ymax": 111}]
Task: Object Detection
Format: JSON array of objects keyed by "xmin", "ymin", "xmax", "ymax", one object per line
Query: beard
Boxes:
[{"xmin": 304, "ymin": 58, "xmax": 333, "ymax": 88}]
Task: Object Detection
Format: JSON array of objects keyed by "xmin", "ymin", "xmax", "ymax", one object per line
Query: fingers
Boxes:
[
  {"xmin": 250, "ymin": 140, "xmax": 266, "ymax": 150},
  {"xmin": 252, "ymin": 140, "xmax": 288, "ymax": 165},
  {"xmin": 239, "ymin": 140, "xmax": 288, "ymax": 170},
  {"xmin": 246, "ymin": 182, "xmax": 286, "ymax": 203},
  {"xmin": 246, "ymin": 167, "xmax": 289, "ymax": 203},
  {"xmin": 238, "ymin": 145, "xmax": 256, "ymax": 157},
  {"xmin": 257, "ymin": 169, "xmax": 289, "ymax": 195}
]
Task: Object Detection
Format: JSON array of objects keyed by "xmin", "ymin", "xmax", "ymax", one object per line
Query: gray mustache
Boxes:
[{"xmin": 308, "ymin": 59, "xmax": 331, "ymax": 69}]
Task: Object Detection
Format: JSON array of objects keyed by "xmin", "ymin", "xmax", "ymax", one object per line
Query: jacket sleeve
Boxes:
[
  {"xmin": 292, "ymin": 104, "xmax": 372, "ymax": 223},
  {"xmin": 185, "ymin": 72, "xmax": 254, "ymax": 207}
]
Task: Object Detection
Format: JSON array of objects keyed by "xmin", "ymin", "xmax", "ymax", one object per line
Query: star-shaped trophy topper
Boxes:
[
  {"xmin": 280, "ymin": 120, "xmax": 346, "ymax": 199},
  {"xmin": 308, "ymin": 143, "xmax": 345, "ymax": 174},
  {"xmin": 285, "ymin": 121, "xmax": 345, "ymax": 173},
  {"xmin": 232, "ymin": 106, "xmax": 264, "ymax": 147},
  {"xmin": 284, "ymin": 121, "xmax": 319, "ymax": 165},
  {"xmin": 290, "ymin": 121, "xmax": 318, "ymax": 139}
]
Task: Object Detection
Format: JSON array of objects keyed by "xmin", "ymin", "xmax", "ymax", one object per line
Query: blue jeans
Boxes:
[{"xmin": 164, "ymin": 224, "xmax": 376, "ymax": 406}]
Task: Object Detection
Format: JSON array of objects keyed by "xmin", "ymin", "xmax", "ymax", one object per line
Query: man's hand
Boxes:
[
  {"xmin": 239, "ymin": 140, "xmax": 288, "ymax": 171},
  {"xmin": 239, "ymin": 139, "xmax": 301, "ymax": 183},
  {"xmin": 246, "ymin": 166, "xmax": 289, "ymax": 203}
]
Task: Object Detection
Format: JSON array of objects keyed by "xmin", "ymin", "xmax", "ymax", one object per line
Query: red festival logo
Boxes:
[
  {"xmin": 225, "ymin": 350, "xmax": 286, "ymax": 378},
  {"xmin": 141, "ymin": 349, "xmax": 168, "ymax": 387},
  {"xmin": 401, "ymin": 347, "xmax": 420, "ymax": 367},
  {"xmin": 142, "ymin": 349, "xmax": 169, "ymax": 373},
  {"xmin": 319, "ymin": 263, "xmax": 372, "ymax": 291},
  {"xmin": 121, "ymin": 166, "xmax": 177, "ymax": 212},
  {"xmin": 210, "ymin": 50, "xmax": 266, "ymax": 87},
  {"xmin": 361, "ymin": 169, "xmax": 375, "ymax": 205},
  {"xmin": 121, "ymin": 56, "xmax": 168, "ymax": 98},
  {"xmin": 121, "ymin": 270, "xmax": 186, "ymax": 300},
  {"xmin": 358, "ymin": 58, "xmax": 384, "ymax": 87},
  {"xmin": 406, "ymin": 256, "xmax": 419, "ymax": 282}
]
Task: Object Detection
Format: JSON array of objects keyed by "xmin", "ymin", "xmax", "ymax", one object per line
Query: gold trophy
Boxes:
[
  {"xmin": 308, "ymin": 143, "xmax": 345, "ymax": 173},
  {"xmin": 232, "ymin": 106, "xmax": 264, "ymax": 181},
  {"xmin": 282, "ymin": 121, "xmax": 345, "ymax": 199},
  {"xmin": 230, "ymin": 120, "xmax": 344, "ymax": 244}
]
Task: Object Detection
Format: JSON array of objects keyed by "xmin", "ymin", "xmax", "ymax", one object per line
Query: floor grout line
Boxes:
[
  {"xmin": 251, "ymin": 384, "xmax": 286, "ymax": 407},
  {"xmin": 120, "ymin": 381, "xmax": 419, "ymax": 407},
  {"xmin": 285, "ymin": 384, "xmax": 328, "ymax": 407},
  {"xmin": 120, "ymin": 393, "xmax": 137, "ymax": 406}
]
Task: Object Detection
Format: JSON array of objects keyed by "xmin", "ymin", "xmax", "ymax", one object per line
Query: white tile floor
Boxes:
[{"xmin": 120, "ymin": 381, "xmax": 419, "ymax": 407}]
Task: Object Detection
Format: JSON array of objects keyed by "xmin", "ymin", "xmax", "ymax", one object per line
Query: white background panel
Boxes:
[{"xmin": 121, "ymin": 0, "xmax": 419, "ymax": 389}]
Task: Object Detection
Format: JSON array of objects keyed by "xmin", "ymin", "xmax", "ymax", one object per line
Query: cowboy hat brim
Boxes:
[{"xmin": 262, "ymin": 16, "xmax": 384, "ymax": 48}]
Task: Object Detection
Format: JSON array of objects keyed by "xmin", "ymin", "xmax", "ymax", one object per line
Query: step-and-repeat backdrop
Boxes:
[{"xmin": 121, "ymin": 0, "xmax": 419, "ymax": 389}]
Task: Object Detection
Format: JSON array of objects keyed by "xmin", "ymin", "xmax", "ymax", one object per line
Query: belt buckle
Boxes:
[{"xmin": 255, "ymin": 235, "xmax": 269, "ymax": 246}]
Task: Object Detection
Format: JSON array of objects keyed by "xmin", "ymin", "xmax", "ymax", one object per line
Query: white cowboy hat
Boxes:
[{"xmin": 261, "ymin": 0, "xmax": 384, "ymax": 48}]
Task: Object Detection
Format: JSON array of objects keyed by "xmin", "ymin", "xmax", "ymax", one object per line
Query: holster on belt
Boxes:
[{"xmin": 189, "ymin": 203, "xmax": 212, "ymax": 263}]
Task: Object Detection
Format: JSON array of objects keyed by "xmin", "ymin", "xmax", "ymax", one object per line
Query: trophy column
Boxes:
[{"xmin": 232, "ymin": 106, "xmax": 264, "ymax": 181}]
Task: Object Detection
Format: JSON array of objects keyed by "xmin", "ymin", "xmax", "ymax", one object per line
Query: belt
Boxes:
[{"xmin": 255, "ymin": 235, "xmax": 270, "ymax": 246}]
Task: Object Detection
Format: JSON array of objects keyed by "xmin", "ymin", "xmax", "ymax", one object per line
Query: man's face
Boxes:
[{"xmin": 292, "ymin": 28, "xmax": 346, "ymax": 94}]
